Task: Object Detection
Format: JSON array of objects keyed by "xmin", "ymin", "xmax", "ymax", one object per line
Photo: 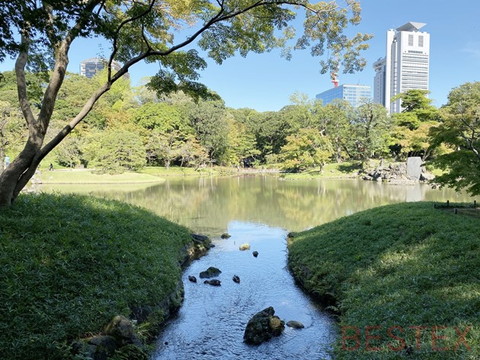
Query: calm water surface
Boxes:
[{"xmin": 40, "ymin": 176, "xmax": 477, "ymax": 359}]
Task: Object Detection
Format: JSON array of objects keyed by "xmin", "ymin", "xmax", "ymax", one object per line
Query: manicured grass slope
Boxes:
[
  {"xmin": 39, "ymin": 169, "xmax": 164, "ymax": 184},
  {"xmin": 288, "ymin": 202, "xmax": 480, "ymax": 359},
  {"xmin": 0, "ymin": 194, "xmax": 192, "ymax": 360}
]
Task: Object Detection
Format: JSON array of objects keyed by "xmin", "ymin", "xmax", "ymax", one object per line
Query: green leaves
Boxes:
[
  {"xmin": 429, "ymin": 82, "xmax": 480, "ymax": 195},
  {"xmin": 83, "ymin": 129, "xmax": 147, "ymax": 174},
  {"xmin": 280, "ymin": 128, "xmax": 333, "ymax": 172}
]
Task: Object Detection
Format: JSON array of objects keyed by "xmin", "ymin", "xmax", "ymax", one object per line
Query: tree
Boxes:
[
  {"xmin": 429, "ymin": 82, "xmax": 480, "ymax": 195},
  {"xmin": 390, "ymin": 89, "xmax": 439, "ymax": 160},
  {"xmin": 280, "ymin": 128, "xmax": 332, "ymax": 172},
  {"xmin": 146, "ymin": 130, "xmax": 183, "ymax": 168},
  {"xmin": 251, "ymin": 110, "xmax": 294, "ymax": 161},
  {"xmin": 186, "ymin": 99, "xmax": 230, "ymax": 163},
  {"xmin": 0, "ymin": 0, "xmax": 371, "ymax": 207},
  {"xmin": 353, "ymin": 101, "xmax": 391, "ymax": 164},
  {"xmin": 0, "ymin": 101, "xmax": 25, "ymax": 165},
  {"xmin": 320, "ymin": 99, "xmax": 355, "ymax": 162},
  {"xmin": 83, "ymin": 128, "xmax": 146, "ymax": 174},
  {"xmin": 53, "ymin": 134, "xmax": 84, "ymax": 168},
  {"xmin": 176, "ymin": 134, "xmax": 209, "ymax": 168}
]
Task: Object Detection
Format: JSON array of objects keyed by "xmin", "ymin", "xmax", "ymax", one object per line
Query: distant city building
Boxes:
[
  {"xmin": 79, "ymin": 57, "xmax": 126, "ymax": 79},
  {"xmin": 316, "ymin": 84, "xmax": 371, "ymax": 108},
  {"xmin": 373, "ymin": 57, "xmax": 386, "ymax": 106},
  {"xmin": 373, "ymin": 22, "xmax": 430, "ymax": 113}
]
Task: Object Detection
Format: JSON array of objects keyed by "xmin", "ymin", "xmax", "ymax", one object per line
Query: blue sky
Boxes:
[{"xmin": 1, "ymin": 0, "xmax": 479, "ymax": 112}]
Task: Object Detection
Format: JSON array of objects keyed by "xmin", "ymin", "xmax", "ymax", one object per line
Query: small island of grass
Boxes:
[{"xmin": 288, "ymin": 202, "xmax": 480, "ymax": 359}]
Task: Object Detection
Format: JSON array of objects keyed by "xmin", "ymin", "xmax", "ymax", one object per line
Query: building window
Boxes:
[
  {"xmin": 408, "ymin": 34, "xmax": 414, "ymax": 46},
  {"xmin": 418, "ymin": 35, "xmax": 424, "ymax": 47}
]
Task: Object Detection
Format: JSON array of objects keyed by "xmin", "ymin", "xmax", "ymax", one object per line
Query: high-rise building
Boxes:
[
  {"xmin": 316, "ymin": 84, "xmax": 371, "ymax": 108},
  {"xmin": 79, "ymin": 57, "xmax": 125, "ymax": 79},
  {"xmin": 373, "ymin": 22, "xmax": 430, "ymax": 114}
]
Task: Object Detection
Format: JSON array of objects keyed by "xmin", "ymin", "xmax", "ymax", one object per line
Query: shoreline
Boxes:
[
  {"xmin": 287, "ymin": 202, "xmax": 480, "ymax": 359},
  {"xmin": 33, "ymin": 164, "xmax": 362, "ymax": 185},
  {"xmin": 0, "ymin": 194, "xmax": 212, "ymax": 360}
]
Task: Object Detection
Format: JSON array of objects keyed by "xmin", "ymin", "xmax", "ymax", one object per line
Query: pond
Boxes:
[{"xmin": 40, "ymin": 176, "xmax": 477, "ymax": 359}]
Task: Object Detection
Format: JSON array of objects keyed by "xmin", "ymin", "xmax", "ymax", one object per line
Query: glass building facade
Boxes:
[{"xmin": 315, "ymin": 84, "xmax": 372, "ymax": 108}]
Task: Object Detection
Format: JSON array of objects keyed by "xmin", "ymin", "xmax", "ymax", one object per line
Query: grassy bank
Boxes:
[
  {"xmin": 288, "ymin": 202, "xmax": 480, "ymax": 359},
  {"xmin": 38, "ymin": 169, "xmax": 165, "ymax": 184},
  {"xmin": 0, "ymin": 194, "xmax": 194, "ymax": 360},
  {"xmin": 37, "ymin": 162, "xmax": 360, "ymax": 185},
  {"xmin": 280, "ymin": 162, "xmax": 361, "ymax": 180}
]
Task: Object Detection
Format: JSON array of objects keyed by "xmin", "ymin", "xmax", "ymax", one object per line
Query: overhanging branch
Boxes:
[{"xmin": 15, "ymin": 32, "xmax": 35, "ymax": 127}]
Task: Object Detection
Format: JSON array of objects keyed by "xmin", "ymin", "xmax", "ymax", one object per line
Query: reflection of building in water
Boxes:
[{"xmin": 79, "ymin": 57, "xmax": 129, "ymax": 79}]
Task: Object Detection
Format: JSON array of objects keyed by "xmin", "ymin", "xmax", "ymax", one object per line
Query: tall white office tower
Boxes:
[{"xmin": 373, "ymin": 22, "xmax": 430, "ymax": 114}]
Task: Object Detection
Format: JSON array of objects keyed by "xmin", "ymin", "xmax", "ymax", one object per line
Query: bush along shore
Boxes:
[
  {"xmin": 288, "ymin": 202, "xmax": 480, "ymax": 359},
  {"xmin": 0, "ymin": 193, "xmax": 211, "ymax": 360}
]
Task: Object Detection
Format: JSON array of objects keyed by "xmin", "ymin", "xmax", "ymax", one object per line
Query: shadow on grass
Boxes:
[
  {"xmin": 288, "ymin": 202, "xmax": 480, "ymax": 359},
  {"xmin": 337, "ymin": 162, "xmax": 362, "ymax": 174},
  {"xmin": 0, "ymin": 193, "xmax": 192, "ymax": 360}
]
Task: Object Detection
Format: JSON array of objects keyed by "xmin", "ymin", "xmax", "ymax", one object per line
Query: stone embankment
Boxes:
[{"xmin": 361, "ymin": 159, "xmax": 435, "ymax": 185}]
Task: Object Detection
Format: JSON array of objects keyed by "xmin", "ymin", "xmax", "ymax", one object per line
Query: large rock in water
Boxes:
[
  {"xmin": 243, "ymin": 307, "xmax": 285, "ymax": 345},
  {"xmin": 199, "ymin": 266, "xmax": 222, "ymax": 278}
]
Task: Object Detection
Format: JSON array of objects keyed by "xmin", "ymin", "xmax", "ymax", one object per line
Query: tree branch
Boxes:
[
  {"xmin": 42, "ymin": 1, "xmax": 57, "ymax": 46},
  {"xmin": 108, "ymin": 0, "xmax": 157, "ymax": 81},
  {"xmin": 40, "ymin": 83, "xmax": 111, "ymax": 160},
  {"xmin": 37, "ymin": 0, "xmax": 103, "ymax": 133},
  {"xmin": 108, "ymin": 0, "xmax": 338, "ymax": 83},
  {"xmin": 15, "ymin": 32, "xmax": 35, "ymax": 127},
  {"xmin": 141, "ymin": 24, "xmax": 153, "ymax": 53}
]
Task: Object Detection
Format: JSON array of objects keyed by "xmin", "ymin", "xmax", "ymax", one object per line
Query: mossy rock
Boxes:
[{"xmin": 199, "ymin": 266, "xmax": 222, "ymax": 278}]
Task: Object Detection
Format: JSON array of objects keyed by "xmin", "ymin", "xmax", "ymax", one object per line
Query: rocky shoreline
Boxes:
[{"xmin": 360, "ymin": 159, "xmax": 435, "ymax": 185}]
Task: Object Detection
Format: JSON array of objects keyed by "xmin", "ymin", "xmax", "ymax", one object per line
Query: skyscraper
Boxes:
[
  {"xmin": 79, "ymin": 57, "xmax": 126, "ymax": 79},
  {"xmin": 373, "ymin": 22, "xmax": 430, "ymax": 113},
  {"xmin": 316, "ymin": 84, "xmax": 371, "ymax": 108}
]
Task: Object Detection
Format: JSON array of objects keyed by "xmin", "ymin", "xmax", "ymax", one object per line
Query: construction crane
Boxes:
[{"xmin": 330, "ymin": 70, "xmax": 339, "ymax": 88}]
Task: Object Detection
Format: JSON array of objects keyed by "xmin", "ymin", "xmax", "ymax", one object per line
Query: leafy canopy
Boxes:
[
  {"xmin": 2, "ymin": 0, "xmax": 371, "ymax": 95},
  {"xmin": 430, "ymin": 82, "xmax": 480, "ymax": 195}
]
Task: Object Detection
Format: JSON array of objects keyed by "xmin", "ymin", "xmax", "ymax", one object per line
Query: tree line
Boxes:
[
  {"xmin": 2, "ymin": 69, "xmax": 479, "ymax": 193},
  {"xmin": 0, "ymin": 0, "xmax": 370, "ymax": 207}
]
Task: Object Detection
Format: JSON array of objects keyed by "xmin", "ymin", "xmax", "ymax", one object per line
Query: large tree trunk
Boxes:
[{"xmin": 0, "ymin": 141, "xmax": 40, "ymax": 207}]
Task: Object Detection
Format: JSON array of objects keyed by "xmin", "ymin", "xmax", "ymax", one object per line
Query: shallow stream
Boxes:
[{"xmin": 152, "ymin": 221, "xmax": 335, "ymax": 359}]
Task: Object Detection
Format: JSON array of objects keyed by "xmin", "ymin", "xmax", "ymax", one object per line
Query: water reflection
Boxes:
[
  {"xmin": 151, "ymin": 221, "xmax": 336, "ymax": 360},
  {"xmin": 39, "ymin": 176, "xmax": 478, "ymax": 359},
  {"xmin": 40, "ymin": 176, "xmax": 478, "ymax": 234}
]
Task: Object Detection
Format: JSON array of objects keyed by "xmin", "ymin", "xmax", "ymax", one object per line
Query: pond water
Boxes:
[{"xmin": 40, "ymin": 176, "xmax": 477, "ymax": 359}]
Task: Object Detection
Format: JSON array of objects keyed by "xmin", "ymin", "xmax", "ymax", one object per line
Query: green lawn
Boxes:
[
  {"xmin": 38, "ymin": 169, "xmax": 165, "ymax": 184},
  {"xmin": 280, "ymin": 161, "xmax": 361, "ymax": 180},
  {"xmin": 139, "ymin": 166, "xmax": 215, "ymax": 177},
  {"xmin": 0, "ymin": 194, "xmax": 193, "ymax": 360},
  {"xmin": 288, "ymin": 202, "xmax": 480, "ymax": 359}
]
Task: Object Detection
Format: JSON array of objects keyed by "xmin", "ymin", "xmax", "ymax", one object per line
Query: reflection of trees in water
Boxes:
[{"xmin": 42, "ymin": 177, "xmax": 478, "ymax": 234}]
